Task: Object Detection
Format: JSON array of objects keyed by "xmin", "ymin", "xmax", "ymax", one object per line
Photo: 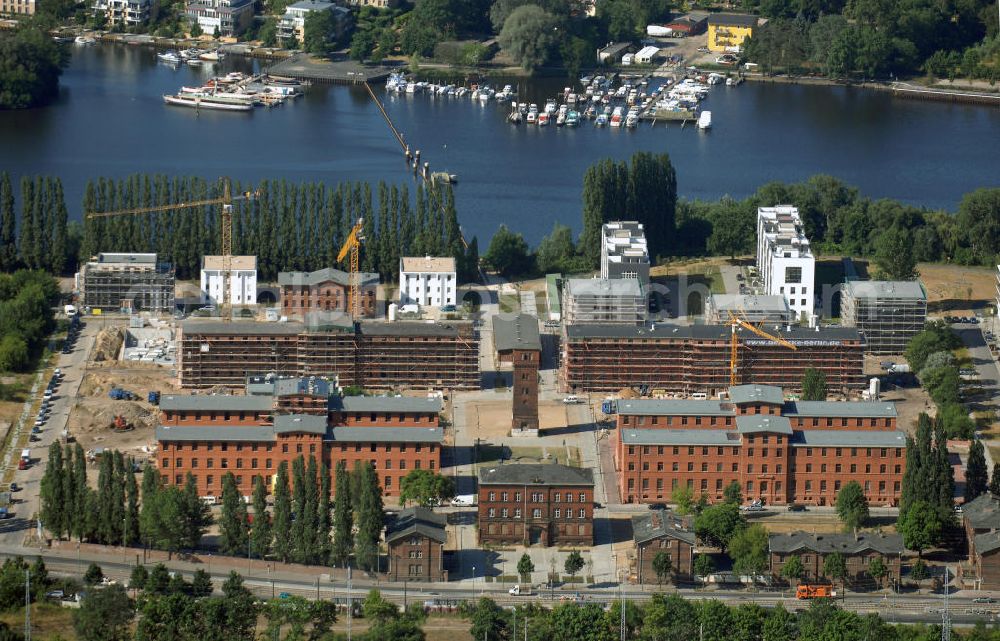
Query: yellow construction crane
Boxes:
[
  {"xmin": 86, "ymin": 177, "xmax": 256, "ymax": 322},
  {"xmin": 727, "ymin": 312, "xmax": 797, "ymax": 386},
  {"xmin": 337, "ymin": 218, "xmax": 365, "ymax": 319}
]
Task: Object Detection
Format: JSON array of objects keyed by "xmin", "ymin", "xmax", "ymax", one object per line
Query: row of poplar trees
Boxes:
[
  {"xmin": 0, "ymin": 172, "xmax": 71, "ymax": 275},
  {"xmin": 79, "ymin": 175, "xmax": 480, "ymax": 283},
  {"xmin": 40, "ymin": 443, "xmax": 386, "ymax": 571},
  {"xmin": 217, "ymin": 458, "xmax": 384, "ymax": 571},
  {"xmin": 896, "ymin": 412, "xmax": 955, "ymax": 556}
]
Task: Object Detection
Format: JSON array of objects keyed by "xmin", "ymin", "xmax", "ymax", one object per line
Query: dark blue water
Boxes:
[{"xmin": 2, "ymin": 43, "xmax": 998, "ymax": 244}]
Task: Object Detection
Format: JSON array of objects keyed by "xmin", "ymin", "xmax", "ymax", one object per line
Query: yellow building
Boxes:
[
  {"xmin": 707, "ymin": 14, "xmax": 757, "ymax": 53},
  {"xmin": 0, "ymin": 0, "xmax": 35, "ymax": 14}
]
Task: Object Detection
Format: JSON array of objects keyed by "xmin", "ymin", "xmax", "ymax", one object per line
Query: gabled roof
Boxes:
[
  {"xmin": 340, "ymin": 396, "xmax": 442, "ymax": 414},
  {"xmin": 277, "ymin": 267, "xmax": 379, "ymax": 288},
  {"xmin": 400, "ymin": 256, "xmax": 455, "ymax": 273},
  {"xmin": 160, "ymin": 394, "xmax": 274, "ymax": 412},
  {"xmin": 632, "ymin": 509, "xmax": 696, "ymax": 545},
  {"xmin": 331, "ymin": 427, "xmax": 443, "ymax": 443},
  {"xmin": 386, "ymin": 507, "xmax": 447, "ymax": 544},
  {"xmin": 478, "ymin": 463, "xmax": 594, "ymax": 486},
  {"xmin": 735, "ymin": 415, "xmax": 791, "ymax": 435},
  {"xmin": 975, "ymin": 531, "xmax": 1000, "ymax": 555},
  {"xmin": 768, "ymin": 531, "xmax": 905, "ymax": 555},
  {"xmin": 729, "ymin": 385, "xmax": 784, "ymax": 405},
  {"xmin": 203, "ymin": 255, "xmax": 256, "ymax": 271},
  {"xmin": 963, "ymin": 493, "xmax": 1000, "ymax": 530},
  {"xmin": 620, "ymin": 429, "xmax": 739, "ymax": 446},
  {"xmin": 273, "ymin": 414, "xmax": 328, "ymax": 435}
]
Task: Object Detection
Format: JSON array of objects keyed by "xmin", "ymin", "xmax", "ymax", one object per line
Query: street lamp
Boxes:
[{"xmin": 472, "ymin": 565, "xmax": 476, "ymax": 597}]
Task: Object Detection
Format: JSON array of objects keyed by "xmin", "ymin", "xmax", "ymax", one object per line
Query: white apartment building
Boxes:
[
  {"xmin": 399, "ymin": 256, "xmax": 456, "ymax": 308},
  {"xmin": 601, "ymin": 221, "xmax": 650, "ymax": 286},
  {"xmin": 93, "ymin": 0, "xmax": 150, "ymax": 25},
  {"xmin": 200, "ymin": 256, "xmax": 257, "ymax": 307},
  {"xmin": 756, "ymin": 206, "xmax": 815, "ymax": 321}
]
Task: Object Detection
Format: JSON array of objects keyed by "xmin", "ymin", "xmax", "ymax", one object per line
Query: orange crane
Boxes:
[
  {"xmin": 727, "ymin": 312, "xmax": 797, "ymax": 386},
  {"xmin": 86, "ymin": 177, "xmax": 257, "ymax": 322},
  {"xmin": 337, "ymin": 218, "xmax": 365, "ymax": 318}
]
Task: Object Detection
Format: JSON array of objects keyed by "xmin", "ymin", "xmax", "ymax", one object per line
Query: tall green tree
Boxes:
[
  {"xmin": 965, "ymin": 439, "xmax": 989, "ymax": 502},
  {"xmin": 250, "ymin": 475, "xmax": 272, "ymax": 560},
  {"xmin": 331, "ymin": 461, "xmax": 353, "ymax": 567},
  {"xmin": 219, "ymin": 472, "xmax": 249, "ymax": 555},
  {"xmin": 0, "ymin": 172, "xmax": 16, "ymax": 271},
  {"xmin": 354, "ymin": 461, "xmax": 383, "ymax": 572},
  {"xmin": 291, "ymin": 456, "xmax": 308, "ymax": 563},
  {"xmin": 801, "ymin": 367, "xmax": 828, "ymax": 401},
  {"xmin": 652, "ymin": 551, "xmax": 672, "ymax": 585},
  {"xmin": 317, "ymin": 463, "xmax": 332, "ymax": 563},
  {"xmin": 39, "ymin": 444, "xmax": 65, "ymax": 539},
  {"xmin": 272, "ymin": 462, "xmax": 293, "ymax": 563},
  {"xmin": 834, "ymin": 481, "xmax": 869, "ymax": 532},
  {"xmin": 989, "ymin": 463, "xmax": 1000, "ymax": 497},
  {"xmin": 729, "ymin": 524, "xmax": 769, "ymax": 579},
  {"xmin": 124, "ymin": 461, "xmax": 139, "ymax": 546},
  {"xmin": 182, "ymin": 473, "xmax": 212, "ymax": 549},
  {"xmin": 780, "ymin": 556, "xmax": 804, "ymax": 584}
]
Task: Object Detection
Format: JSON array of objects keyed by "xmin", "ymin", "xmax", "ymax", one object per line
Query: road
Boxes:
[
  {"xmin": 0, "ymin": 319, "xmax": 98, "ymax": 547},
  {"xmin": 953, "ymin": 319, "xmax": 1000, "ymax": 469}
]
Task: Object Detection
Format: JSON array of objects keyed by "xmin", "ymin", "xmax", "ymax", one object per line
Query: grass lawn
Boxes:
[
  {"xmin": 499, "ymin": 294, "xmax": 519, "ymax": 314},
  {"xmin": 0, "ymin": 603, "xmax": 77, "ymax": 640}
]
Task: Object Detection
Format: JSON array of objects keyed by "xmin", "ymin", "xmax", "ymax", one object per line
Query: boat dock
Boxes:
[{"xmin": 265, "ymin": 54, "xmax": 392, "ymax": 85}]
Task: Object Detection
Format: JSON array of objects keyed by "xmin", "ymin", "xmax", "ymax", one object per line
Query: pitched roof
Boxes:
[
  {"xmin": 492, "ymin": 313, "xmax": 541, "ymax": 352},
  {"xmin": 617, "ymin": 399, "xmax": 733, "ymax": 417},
  {"xmin": 159, "ymin": 394, "xmax": 274, "ymax": 412},
  {"xmin": 789, "ymin": 430, "xmax": 907, "ymax": 448},
  {"xmin": 400, "ymin": 256, "xmax": 455, "ymax": 273},
  {"xmin": 478, "ymin": 463, "xmax": 594, "ymax": 486},
  {"xmin": 768, "ymin": 531, "xmax": 905, "ymax": 555},
  {"xmin": 632, "ymin": 509, "xmax": 696, "ymax": 545},
  {"xmin": 735, "ymin": 415, "xmax": 792, "ymax": 435},
  {"xmin": 963, "ymin": 493, "xmax": 1000, "ymax": 530},
  {"xmin": 277, "ymin": 267, "xmax": 379, "ymax": 288},
  {"xmin": 331, "ymin": 427, "xmax": 443, "ymax": 443},
  {"xmin": 386, "ymin": 507, "xmax": 447, "ymax": 544},
  {"xmin": 156, "ymin": 425, "xmax": 276, "ymax": 442},
  {"xmin": 708, "ymin": 13, "xmax": 757, "ymax": 26},
  {"xmin": 783, "ymin": 401, "xmax": 897, "ymax": 418},
  {"xmin": 273, "ymin": 414, "xmax": 328, "ymax": 435},
  {"xmin": 729, "ymin": 384, "xmax": 784, "ymax": 405},
  {"xmin": 620, "ymin": 429, "xmax": 739, "ymax": 446},
  {"xmin": 340, "ymin": 396, "xmax": 442, "ymax": 414},
  {"xmin": 975, "ymin": 531, "xmax": 1000, "ymax": 555}
]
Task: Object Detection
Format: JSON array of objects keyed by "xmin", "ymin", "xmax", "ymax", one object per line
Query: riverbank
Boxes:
[{"xmin": 744, "ymin": 73, "xmax": 1000, "ymax": 106}]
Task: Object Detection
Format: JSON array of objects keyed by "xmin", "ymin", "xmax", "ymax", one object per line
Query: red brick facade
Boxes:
[
  {"xmin": 512, "ymin": 349, "xmax": 540, "ymax": 431},
  {"xmin": 280, "ymin": 280, "xmax": 377, "ymax": 319},
  {"xmin": 613, "ymin": 386, "xmax": 906, "ymax": 507},
  {"xmin": 477, "ymin": 464, "xmax": 594, "ymax": 547}
]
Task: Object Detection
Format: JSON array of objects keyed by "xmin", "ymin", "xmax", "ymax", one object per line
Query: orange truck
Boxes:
[{"xmin": 796, "ymin": 584, "xmax": 837, "ymax": 599}]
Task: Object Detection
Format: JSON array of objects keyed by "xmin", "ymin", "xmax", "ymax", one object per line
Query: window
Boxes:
[
  {"xmin": 565, "ymin": 509, "xmax": 572, "ymax": 518},
  {"xmin": 488, "ymin": 492, "xmax": 496, "ymax": 501},
  {"xmin": 206, "ymin": 475, "xmax": 213, "ymax": 486},
  {"xmin": 554, "ymin": 509, "xmax": 561, "ymax": 518},
  {"xmin": 532, "ymin": 509, "xmax": 541, "ymax": 518},
  {"xmin": 687, "ymin": 462, "xmax": 694, "ymax": 472},
  {"xmin": 579, "ymin": 493, "xmax": 586, "ymax": 502},
  {"xmin": 175, "ymin": 458, "xmax": 182, "ymax": 468},
  {"xmin": 503, "ymin": 492, "xmax": 509, "ymax": 501},
  {"xmin": 514, "ymin": 509, "xmax": 521, "ymax": 518},
  {"xmin": 191, "ymin": 459, "xmax": 199, "ymax": 469},
  {"xmin": 785, "ymin": 266, "xmax": 802, "ymax": 284},
  {"xmin": 488, "ymin": 508, "xmax": 496, "ymax": 518},
  {"xmin": 501, "ymin": 508, "xmax": 508, "ymax": 518}
]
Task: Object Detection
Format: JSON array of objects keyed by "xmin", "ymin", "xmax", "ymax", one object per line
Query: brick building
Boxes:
[
  {"xmin": 478, "ymin": 464, "xmax": 594, "ymax": 547},
  {"xmin": 177, "ymin": 320, "xmax": 479, "ymax": 390},
  {"xmin": 386, "ymin": 507, "xmax": 448, "ymax": 582},
  {"xmin": 769, "ymin": 531, "xmax": 905, "ymax": 588},
  {"xmin": 561, "ymin": 324, "xmax": 865, "ymax": 394},
  {"xmin": 278, "ymin": 267, "xmax": 379, "ymax": 320},
  {"xmin": 960, "ymin": 493, "xmax": 1000, "ymax": 589},
  {"xmin": 155, "ymin": 381, "xmax": 443, "ymax": 498},
  {"xmin": 613, "ymin": 385, "xmax": 906, "ymax": 507},
  {"xmin": 632, "ymin": 509, "xmax": 696, "ymax": 583},
  {"xmin": 492, "ymin": 313, "xmax": 541, "ymax": 431}
]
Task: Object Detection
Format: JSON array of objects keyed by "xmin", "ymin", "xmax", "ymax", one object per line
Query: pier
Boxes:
[{"xmin": 265, "ymin": 54, "xmax": 393, "ymax": 85}]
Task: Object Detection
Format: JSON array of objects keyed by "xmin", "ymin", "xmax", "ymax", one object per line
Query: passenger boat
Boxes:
[{"xmin": 163, "ymin": 93, "xmax": 253, "ymax": 111}]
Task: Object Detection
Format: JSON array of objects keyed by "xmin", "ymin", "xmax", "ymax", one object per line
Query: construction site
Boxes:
[
  {"xmin": 559, "ymin": 322, "xmax": 866, "ymax": 394},
  {"xmin": 76, "ymin": 253, "xmax": 175, "ymax": 313},
  {"xmin": 841, "ymin": 280, "xmax": 928, "ymax": 355},
  {"xmin": 177, "ymin": 319, "xmax": 480, "ymax": 390}
]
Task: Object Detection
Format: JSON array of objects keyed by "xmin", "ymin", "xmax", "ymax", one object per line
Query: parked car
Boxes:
[
  {"xmin": 973, "ymin": 597, "xmax": 996, "ymax": 604},
  {"xmin": 648, "ymin": 503, "xmax": 668, "ymax": 511},
  {"xmin": 787, "ymin": 504, "xmax": 807, "ymax": 512}
]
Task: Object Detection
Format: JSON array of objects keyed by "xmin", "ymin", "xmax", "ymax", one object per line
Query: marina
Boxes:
[
  {"xmin": 163, "ymin": 71, "xmax": 306, "ymax": 111},
  {"xmin": 1, "ymin": 44, "xmax": 998, "ymax": 244}
]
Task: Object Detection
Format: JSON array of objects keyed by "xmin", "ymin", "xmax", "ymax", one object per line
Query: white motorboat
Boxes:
[
  {"xmin": 698, "ymin": 110, "xmax": 712, "ymax": 130},
  {"xmin": 74, "ymin": 35, "xmax": 96, "ymax": 45},
  {"xmin": 163, "ymin": 93, "xmax": 253, "ymax": 111},
  {"xmin": 157, "ymin": 51, "xmax": 181, "ymax": 64}
]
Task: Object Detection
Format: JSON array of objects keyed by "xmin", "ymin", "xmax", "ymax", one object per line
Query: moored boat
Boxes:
[
  {"xmin": 157, "ymin": 51, "xmax": 181, "ymax": 64},
  {"xmin": 163, "ymin": 93, "xmax": 253, "ymax": 111},
  {"xmin": 698, "ymin": 110, "xmax": 712, "ymax": 130}
]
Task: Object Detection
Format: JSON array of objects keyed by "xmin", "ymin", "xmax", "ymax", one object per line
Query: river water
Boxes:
[{"xmin": 2, "ymin": 43, "xmax": 998, "ymax": 244}]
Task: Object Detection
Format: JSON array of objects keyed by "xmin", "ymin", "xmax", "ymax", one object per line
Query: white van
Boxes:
[
  {"xmin": 562, "ymin": 396, "xmax": 581, "ymax": 404},
  {"xmin": 691, "ymin": 393, "xmax": 708, "ymax": 400}
]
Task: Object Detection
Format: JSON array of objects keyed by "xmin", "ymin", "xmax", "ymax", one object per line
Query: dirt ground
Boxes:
[
  {"xmin": 465, "ymin": 399, "xmax": 568, "ymax": 440},
  {"xmin": 67, "ymin": 367, "xmax": 178, "ymax": 460},
  {"xmin": 918, "ymin": 263, "xmax": 997, "ymax": 314}
]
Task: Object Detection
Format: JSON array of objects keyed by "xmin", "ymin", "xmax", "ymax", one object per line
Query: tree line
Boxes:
[
  {"xmin": 78, "ymin": 175, "xmax": 478, "ymax": 283},
  {"xmin": 466, "ymin": 591, "xmax": 957, "ymax": 641},
  {"xmin": 741, "ymin": 0, "xmax": 998, "ymax": 81},
  {"xmin": 0, "ymin": 20, "xmax": 69, "ymax": 110},
  {"xmin": 906, "ymin": 322, "xmax": 974, "ymax": 439},
  {"xmin": 897, "ymin": 413, "xmax": 956, "ymax": 557},
  {"xmin": 0, "ymin": 270, "xmax": 59, "ymax": 373},
  {"xmin": 0, "ymin": 173, "xmax": 73, "ymax": 275}
]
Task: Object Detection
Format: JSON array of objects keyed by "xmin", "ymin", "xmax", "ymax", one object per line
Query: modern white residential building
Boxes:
[
  {"xmin": 200, "ymin": 256, "xmax": 257, "ymax": 306},
  {"xmin": 399, "ymin": 256, "xmax": 457, "ymax": 308},
  {"xmin": 277, "ymin": 0, "xmax": 352, "ymax": 42},
  {"xmin": 93, "ymin": 0, "xmax": 151, "ymax": 26},
  {"xmin": 185, "ymin": 0, "xmax": 253, "ymax": 37},
  {"xmin": 756, "ymin": 206, "xmax": 815, "ymax": 321},
  {"xmin": 601, "ymin": 221, "xmax": 650, "ymax": 286}
]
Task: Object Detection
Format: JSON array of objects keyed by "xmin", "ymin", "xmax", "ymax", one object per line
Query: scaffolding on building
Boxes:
[
  {"xmin": 79, "ymin": 253, "xmax": 175, "ymax": 313},
  {"xmin": 841, "ymin": 280, "xmax": 927, "ymax": 355}
]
